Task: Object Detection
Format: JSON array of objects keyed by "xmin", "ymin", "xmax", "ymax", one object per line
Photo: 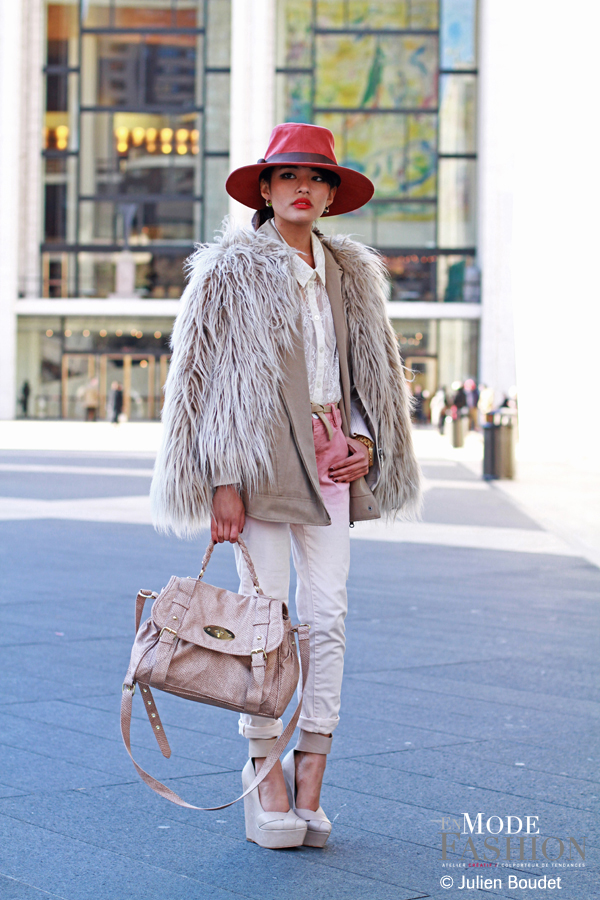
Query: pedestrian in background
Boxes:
[
  {"xmin": 464, "ymin": 378, "xmax": 480, "ymax": 431},
  {"xmin": 19, "ymin": 381, "xmax": 30, "ymax": 417},
  {"xmin": 151, "ymin": 123, "xmax": 421, "ymax": 850},
  {"xmin": 411, "ymin": 383, "xmax": 427, "ymax": 424},
  {"xmin": 430, "ymin": 387, "xmax": 447, "ymax": 434},
  {"xmin": 110, "ymin": 381, "xmax": 123, "ymax": 424},
  {"xmin": 478, "ymin": 384, "xmax": 495, "ymax": 425},
  {"xmin": 82, "ymin": 378, "xmax": 99, "ymax": 422}
]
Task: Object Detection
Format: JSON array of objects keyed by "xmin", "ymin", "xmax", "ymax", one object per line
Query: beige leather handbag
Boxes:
[{"xmin": 120, "ymin": 538, "xmax": 309, "ymax": 810}]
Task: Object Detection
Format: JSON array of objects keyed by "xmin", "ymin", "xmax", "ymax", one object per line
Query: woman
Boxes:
[{"xmin": 151, "ymin": 123, "xmax": 421, "ymax": 849}]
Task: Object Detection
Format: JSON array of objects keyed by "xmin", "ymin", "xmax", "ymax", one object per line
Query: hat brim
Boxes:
[{"xmin": 225, "ymin": 161, "xmax": 374, "ymax": 217}]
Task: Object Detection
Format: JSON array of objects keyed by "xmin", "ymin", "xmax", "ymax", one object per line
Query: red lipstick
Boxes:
[{"xmin": 293, "ymin": 199, "xmax": 312, "ymax": 208}]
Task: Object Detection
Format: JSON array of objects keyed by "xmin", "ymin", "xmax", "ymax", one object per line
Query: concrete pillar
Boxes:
[
  {"xmin": 0, "ymin": 0, "xmax": 22, "ymax": 418},
  {"xmin": 507, "ymin": 1, "xmax": 600, "ymax": 463},
  {"xmin": 19, "ymin": 0, "xmax": 44, "ymax": 299},
  {"xmin": 229, "ymin": 0, "xmax": 276, "ymax": 226},
  {"xmin": 477, "ymin": 0, "xmax": 517, "ymax": 402}
]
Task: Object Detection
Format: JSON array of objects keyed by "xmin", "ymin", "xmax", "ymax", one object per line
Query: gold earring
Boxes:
[
  {"xmin": 323, "ymin": 206, "xmax": 330, "ymax": 215},
  {"xmin": 266, "ymin": 200, "xmax": 272, "ymax": 207}
]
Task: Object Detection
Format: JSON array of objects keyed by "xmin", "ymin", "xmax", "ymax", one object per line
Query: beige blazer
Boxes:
[{"xmin": 242, "ymin": 224, "xmax": 380, "ymax": 526}]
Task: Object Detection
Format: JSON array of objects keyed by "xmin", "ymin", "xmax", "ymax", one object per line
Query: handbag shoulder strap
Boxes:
[{"xmin": 120, "ymin": 624, "xmax": 310, "ymax": 811}]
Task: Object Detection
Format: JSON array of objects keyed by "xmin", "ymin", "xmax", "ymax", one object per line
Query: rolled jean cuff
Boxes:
[
  {"xmin": 298, "ymin": 714, "xmax": 339, "ymax": 736},
  {"xmin": 295, "ymin": 729, "xmax": 332, "ymax": 755},
  {"xmin": 238, "ymin": 716, "xmax": 283, "ymax": 740},
  {"xmin": 248, "ymin": 737, "xmax": 278, "ymax": 758}
]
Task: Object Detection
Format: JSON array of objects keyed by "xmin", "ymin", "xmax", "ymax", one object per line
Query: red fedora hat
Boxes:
[{"xmin": 226, "ymin": 123, "xmax": 374, "ymax": 217}]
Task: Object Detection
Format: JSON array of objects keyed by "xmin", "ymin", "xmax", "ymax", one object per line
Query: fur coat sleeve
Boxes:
[{"xmin": 150, "ymin": 223, "xmax": 302, "ymax": 538}]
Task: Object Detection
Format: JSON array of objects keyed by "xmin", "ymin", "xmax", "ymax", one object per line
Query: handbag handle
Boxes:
[
  {"xmin": 198, "ymin": 537, "xmax": 263, "ymax": 594},
  {"xmin": 120, "ymin": 624, "xmax": 310, "ymax": 811}
]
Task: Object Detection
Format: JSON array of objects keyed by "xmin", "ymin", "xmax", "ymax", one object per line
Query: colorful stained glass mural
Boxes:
[
  {"xmin": 276, "ymin": 0, "xmax": 477, "ymax": 288},
  {"xmin": 316, "ymin": 35, "xmax": 438, "ymax": 110},
  {"xmin": 440, "ymin": 0, "xmax": 477, "ymax": 70}
]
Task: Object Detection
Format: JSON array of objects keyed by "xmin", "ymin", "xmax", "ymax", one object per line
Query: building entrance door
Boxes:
[
  {"xmin": 61, "ymin": 354, "xmax": 98, "ymax": 419},
  {"xmin": 99, "ymin": 354, "xmax": 155, "ymax": 421},
  {"xmin": 60, "ymin": 352, "xmax": 169, "ymax": 420}
]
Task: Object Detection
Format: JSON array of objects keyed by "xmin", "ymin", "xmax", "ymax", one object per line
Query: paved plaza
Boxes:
[{"xmin": 0, "ymin": 431, "xmax": 598, "ymax": 899}]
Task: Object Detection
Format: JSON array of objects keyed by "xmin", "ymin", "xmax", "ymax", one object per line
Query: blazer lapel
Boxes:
[{"xmin": 323, "ymin": 243, "xmax": 352, "ymax": 433}]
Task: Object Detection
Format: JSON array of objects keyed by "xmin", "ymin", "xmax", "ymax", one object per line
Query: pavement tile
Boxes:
[
  {"xmin": 354, "ymin": 747, "xmax": 599, "ymax": 810},
  {"xmin": 1, "ymin": 456, "xmax": 599, "ymax": 898},
  {"xmin": 0, "ymin": 789, "xmax": 422, "ymax": 900},
  {"xmin": 422, "ymin": 487, "xmax": 542, "ymax": 530},
  {"xmin": 0, "ymin": 876, "xmax": 69, "ymax": 900},
  {"xmin": 0, "ymin": 813, "xmax": 251, "ymax": 900},
  {"xmin": 0, "ymin": 471, "xmax": 151, "ymax": 500}
]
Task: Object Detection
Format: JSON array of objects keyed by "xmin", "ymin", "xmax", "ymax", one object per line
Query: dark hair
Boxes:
[{"xmin": 251, "ymin": 166, "xmax": 341, "ymax": 231}]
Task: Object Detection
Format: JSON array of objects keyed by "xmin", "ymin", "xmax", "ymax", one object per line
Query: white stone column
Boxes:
[
  {"xmin": 477, "ymin": 0, "xmax": 517, "ymax": 403},
  {"xmin": 19, "ymin": 0, "xmax": 44, "ymax": 299},
  {"xmin": 229, "ymin": 0, "xmax": 276, "ymax": 226},
  {"xmin": 507, "ymin": 1, "xmax": 600, "ymax": 463},
  {"xmin": 0, "ymin": 0, "xmax": 22, "ymax": 418}
]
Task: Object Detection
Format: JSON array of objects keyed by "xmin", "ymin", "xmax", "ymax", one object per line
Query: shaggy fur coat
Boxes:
[{"xmin": 151, "ymin": 219, "xmax": 421, "ymax": 537}]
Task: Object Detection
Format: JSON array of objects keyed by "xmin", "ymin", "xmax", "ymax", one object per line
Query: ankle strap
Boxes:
[{"xmin": 295, "ymin": 730, "xmax": 332, "ymax": 755}]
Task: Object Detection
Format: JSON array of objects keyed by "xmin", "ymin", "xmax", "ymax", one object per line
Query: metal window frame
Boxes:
[
  {"xmin": 41, "ymin": 0, "xmax": 230, "ymax": 296},
  {"xmin": 275, "ymin": 0, "xmax": 478, "ymax": 303}
]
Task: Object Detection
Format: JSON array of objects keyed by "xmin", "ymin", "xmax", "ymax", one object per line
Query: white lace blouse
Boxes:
[{"xmin": 287, "ymin": 228, "xmax": 341, "ymax": 406}]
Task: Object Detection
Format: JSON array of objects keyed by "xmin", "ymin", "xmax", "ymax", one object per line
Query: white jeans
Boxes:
[{"xmin": 235, "ymin": 410, "xmax": 351, "ymax": 742}]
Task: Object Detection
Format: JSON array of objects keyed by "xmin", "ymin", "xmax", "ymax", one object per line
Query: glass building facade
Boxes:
[
  {"xmin": 16, "ymin": 0, "xmax": 479, "ymax": 420},
  {"xmin": 42, "ymin": 0, "xmax": 231, "ymax": 299}
]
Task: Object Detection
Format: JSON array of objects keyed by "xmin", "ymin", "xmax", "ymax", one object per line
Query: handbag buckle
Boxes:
[
  {"xmin": 159, "ymin": 626, "xmax": 178, "ymax": 639},
  {"xmin": 122, "ymin": 683, "xmax": 136, "ymax": 695},
  {"xmin": 291, "ymin": 623, "xmax": 310, "ymax": 633},
  {"xmin": 251, "ymin": 648, "xmax": 267, "ymax": 661}
]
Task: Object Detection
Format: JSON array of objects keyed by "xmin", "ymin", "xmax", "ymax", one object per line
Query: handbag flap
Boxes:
[{"xmin": 150, "ymin": 576, "xmax": 287, "ymax": 655}]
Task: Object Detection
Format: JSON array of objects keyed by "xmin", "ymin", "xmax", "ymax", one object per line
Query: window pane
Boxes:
[
  {"xmin": 441, "ymin": 0, "xmax": 477, "ymax": 70},
  {"xmin": 438, "ymin": 318, "xmax": 479, "ymax": 385},
  {"xmin": 45, "ymin": 184, "xmax": 68, "ymax": 241},
  {"xmin": 276, "ymin": 0, "xmax": 313, "ymax": 68},
  {"xmin": 437, "ymin": 158, "xmax": 477, "ymax": 247},
  {"xmin": 437, "ymin": 254, "xmax": 479, "ymax": 301},
  {"xmin": 374, "ymin": 203, "xmax": 436, "ymax": 249},
  {"xmin": 409, "ymin": 0, "xmax": 439, "ymax": 29},
  {"xmin": 439, "ymin": 73, "xmax": 476, "ymax": 153},
  {"xmin": 47, "ymin": 3, "xmax": 78, "ymax": 64},
  {"xmin": 318, "ymin": 206, "xmax": 376, "ymax": 246},
  {"xmin": 77, "ymin": 252, "xmax": 187, "ymax": 297},
  {"xmin": 83, "ymin": 34, "xmax": 198, "ymax": 109},
  {"xmin": 346, "ymin": 2, "xmax": 409, "ymax": 28},
  {"xmin": 316, "ymin": 35, "xmax": 437, "ymax": 110},
  {"xmin": 317, "ymin": 113, "xmax": 436, "ymax": 199},
  {"xmin": 206, "ymin": 0, "xmax": 231, "ymax": 67},
  {"xmin": 205, "ymin": 73, "xmax": 230, "ymax": 152},
  {"xmin": 203, "ymin": 155, "xmax": 230, "ymax": 239},
  {"xmin": 315, "ymin": 0, "xmax": 344, "ymax": 28},
  {"xmin": 43, "ymin": 155, "xmax": 77, "ymax": 244},
  {"xmin": 390, "ymin": 319, "xmax": 433, "ymax": 353},
  {"xmin": 276, "ymin": 73, "xmax": 312, "ymax": 123},
  {"xmin": 79, "ymin": 111, "xmax": 200, "ymax": 197},
  {"xmin": 113, "ymin": 0, "xmax": 201, "ymax": 29},
  {"xmin": 388, "ymin": 258, "xmax": 437, "ymax": 302},
  {"xmin": 78, "ymin": 198, "xmax": 197, "ymax": 244},
  {"xmin": 317, "ymin": 0, "xmax": 438, "ymax": 28}
]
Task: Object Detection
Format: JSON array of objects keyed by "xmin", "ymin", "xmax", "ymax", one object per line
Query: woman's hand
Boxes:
[
  {"xmin": 211, "ymin": 485, "xmax": 246, "ymax": 543},
  {"xmin": 328, "ymin": 437, "xmax": 370, "ymax": 483}
]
